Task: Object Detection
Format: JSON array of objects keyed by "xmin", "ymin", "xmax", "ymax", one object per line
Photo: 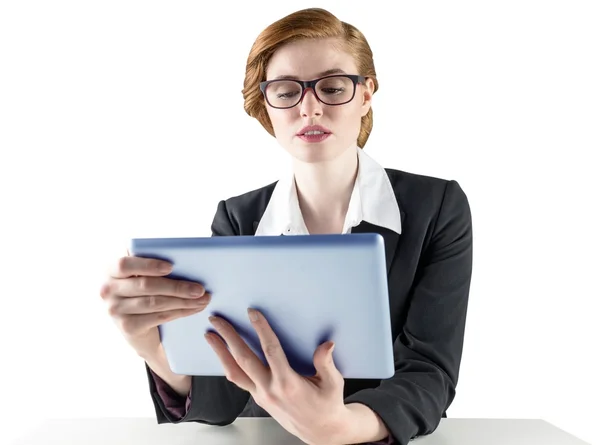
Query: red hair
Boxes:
[{"xmin": 242, "ymin": 8, "xmax": 379, "ymax": 148}]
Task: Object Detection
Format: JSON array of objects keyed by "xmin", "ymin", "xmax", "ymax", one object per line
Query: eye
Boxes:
[
  {"xmin": 268, "ymin": 81, "xmax": 302, "ymax": 102},
  {"xmin": 320, "ymin": 87, "xmax": 345, "ymax": 95},
  {"xmin": 316, "ymin": 76, "xmax": 351, "ymax": 96},
  {"xmin": 276, "ymin": 91, "xmax": 300, "ymax": 100}
]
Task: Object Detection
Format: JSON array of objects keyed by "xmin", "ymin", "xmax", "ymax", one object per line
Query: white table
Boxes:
[{"xmin": 11, "ymin": 417, "xmax": 590, "ymax": 445}]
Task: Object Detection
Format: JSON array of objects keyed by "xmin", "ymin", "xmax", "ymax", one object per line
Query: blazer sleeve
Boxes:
[
  {"xmin": 148, "ymin": 199, "xmax": 251, "ymax": 425},
  {"xmin": 344, "ymin": 180, "xmax": 473, "ymax": 445}
]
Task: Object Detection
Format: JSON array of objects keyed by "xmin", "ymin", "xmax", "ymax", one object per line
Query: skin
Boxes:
[
  {"xmin": 100, "ymin": 257, "xmax": 205, "ymax": 395},
  {"xmin": 264, "ymin": 37, "xmax": 375, "ymax": 235}
]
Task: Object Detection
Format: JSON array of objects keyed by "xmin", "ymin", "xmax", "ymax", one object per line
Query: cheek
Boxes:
[
  {"xmin": 328, "ymin": 104, "xmax": 363, "ymax": 143},
  {"xmin": 333, "ymin": 102, "xmax": 363, "ymax": 126},
  {"xmin": 268, "ymin": 110, "xmax": 297, "ymax": 136}
]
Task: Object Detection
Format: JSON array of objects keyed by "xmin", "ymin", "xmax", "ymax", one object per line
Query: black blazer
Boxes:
[{"xmin": 146, "ymin": 168, "xmax": 473, "ymax": 444}]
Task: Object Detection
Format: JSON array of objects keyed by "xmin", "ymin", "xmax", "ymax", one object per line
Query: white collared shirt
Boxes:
[{"xmin": 255, "ymin": 146, "xmax": 402, "ymax": 236}]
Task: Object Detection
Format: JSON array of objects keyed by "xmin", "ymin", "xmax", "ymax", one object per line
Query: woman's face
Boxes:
[{"xmin": 264, "ymin": 38, "xmax": 374, "ymax": 165}]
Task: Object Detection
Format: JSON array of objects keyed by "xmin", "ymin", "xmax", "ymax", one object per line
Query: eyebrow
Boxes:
[{"xmin": 272, "ymin": 68, "xmax": 347, "ymax": 81}]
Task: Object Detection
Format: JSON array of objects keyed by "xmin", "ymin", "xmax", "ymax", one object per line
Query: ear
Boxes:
[{"xmin": 360, "ymin": 77, "xmax": 375, "ymax": 117}]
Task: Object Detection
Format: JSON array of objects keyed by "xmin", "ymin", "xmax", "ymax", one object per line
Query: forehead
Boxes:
[{"xmin": 265, "ymin": 38, "xmax": 358, "ymax": 81}]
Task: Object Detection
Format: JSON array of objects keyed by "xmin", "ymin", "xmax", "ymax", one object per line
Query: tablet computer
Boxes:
[{"xmin": 130, "ymin": 233, "xmax": 394, "ymax": 379}]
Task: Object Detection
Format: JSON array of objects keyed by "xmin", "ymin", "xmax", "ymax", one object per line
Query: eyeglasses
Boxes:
[{"xmin": 259, "ymin": 74, "xmax": 366, "ymax": 109}]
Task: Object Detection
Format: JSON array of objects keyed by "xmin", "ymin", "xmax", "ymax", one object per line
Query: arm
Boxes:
[
  {"xmin": 144, "ymin": 345, "xmax": 191, "ymax": 397},
  {"xmin": 146, "ymin": 364, "xmax": 191, "ymax": 420},
  {"xmin": 146, "ymin": 200, "xmax": 251, "ymax": 425},
  {"xmin": 343, "ymin": 403, "xmax": 394, "ymax": 444},
  {"xmin": 344, "ymin": 180, "xmax": 473, "ymax": 445}
]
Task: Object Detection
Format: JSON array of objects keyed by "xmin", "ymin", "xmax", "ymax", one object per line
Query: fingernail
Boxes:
[
  {"xmin": 189, "ymin": 285, "xmax": 205, "ymax": 297},
  {"xmin": 159, "ymin": 263, "xmax": 172, "ymax": 273},
  {"xmin": 208, "ymin": 316, "xmax": 221, "ymax": 327},
  {"xmin": 247, "ymin": 308, "xmax": 259, "ymax": 322},
  {"xmin": 195, "ymin": 294, "xmax": 210, "ymax": 304}
]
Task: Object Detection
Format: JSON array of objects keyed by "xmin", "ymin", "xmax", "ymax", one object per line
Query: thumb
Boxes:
[{"xmin": 313, "ymin": 341, "xmax": 338, "ymax": 382}]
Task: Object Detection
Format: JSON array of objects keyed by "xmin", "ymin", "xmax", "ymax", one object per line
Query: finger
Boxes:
[
  {"xmin": 109, "ymin": 255, "xmax": 173, "ymax": 279},
  {"xmin": 205, "ymin": 332, "xmax": 255, "ymax": 392},
  {"xmin": 208, "ymin": 316, "xmax": 269, "ymax": 388},
  {"xmin": 105, "ymin": 276, "xmax": 206, "ymax": 299},
  {"xmin": 108, "ymin": 294, "xmax": 211, "ymax": 316},
  {"xmin": 247, "ymin": 309, "xmax": 292, "ymax": 380},
  {"xmin": 313, "ymin": 341, "xmax": 341, "ymax": 387},
  {"xmin": 118, "ymin": 307, "xmax": 204, "ymax": 337}
]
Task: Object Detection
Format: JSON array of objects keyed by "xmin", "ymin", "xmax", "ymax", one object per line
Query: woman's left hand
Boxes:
[{"xmin": 205, "ymin": 308, "xmax": 351, "ymax": 445}]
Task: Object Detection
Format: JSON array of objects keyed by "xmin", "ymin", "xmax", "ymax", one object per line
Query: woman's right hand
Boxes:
[{"xmin": 100, "ymin": 254, "xmax": 211, "ymax": 359}]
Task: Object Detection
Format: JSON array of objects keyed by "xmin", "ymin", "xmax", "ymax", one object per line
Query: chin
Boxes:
[{"xmin": 287, "ymin": 138, "xmax": 348, "ymax": 164}]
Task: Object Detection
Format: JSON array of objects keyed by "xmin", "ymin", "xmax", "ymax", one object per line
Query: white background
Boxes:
[{"xmin": 1, "ymin": 1, "xmax": 598, "ymax": 444}]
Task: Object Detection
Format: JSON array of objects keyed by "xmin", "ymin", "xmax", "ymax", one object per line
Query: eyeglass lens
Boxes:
[{"xmin": 265, "ymin": 76, "xmax": 356, "ymax": 108}]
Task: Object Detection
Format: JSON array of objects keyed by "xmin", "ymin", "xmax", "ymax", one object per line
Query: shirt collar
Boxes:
[{"xmin": 255, "ymin": 146, "xmax": 402, "ymax": 236}]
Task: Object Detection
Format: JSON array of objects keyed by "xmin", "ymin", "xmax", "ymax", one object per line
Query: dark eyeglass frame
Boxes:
[{"xmin": 259, "ymin": 74, "xmax": 367, "ymax": 109}]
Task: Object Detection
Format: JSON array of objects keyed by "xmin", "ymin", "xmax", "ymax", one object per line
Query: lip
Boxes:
[
  {"xmin": 297, "ymin": 132, "xmax": 331, "ymax": 143},
  {"xmin": 296, "ymin": 125, "xmax": 332, "ymax": 136}
]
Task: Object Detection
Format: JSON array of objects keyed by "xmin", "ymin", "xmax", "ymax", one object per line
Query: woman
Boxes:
[{"xmin": 100, "ymin": 8, "xmax": 473, "ymax": 445}]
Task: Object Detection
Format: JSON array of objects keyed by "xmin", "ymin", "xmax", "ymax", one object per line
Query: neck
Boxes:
[{"xmin": 292, "ymin": 146, "xmax": 359, "ymax": 233}]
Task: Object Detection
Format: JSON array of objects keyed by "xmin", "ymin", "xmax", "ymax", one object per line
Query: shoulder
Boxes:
[
  {"xmin": 222, "ymin": 180, "xmax": 278, "ymax": 215},
  {"xmin": 214, "ymin": 181, "xmax": 278, "ymax": 235},
  {"xmin": 384, "ymin": 167, "xmax": 453, "ymax": 197},
  {"xmin": 383, "ymin": 167, "xmax": 471, "ymax": 225}
]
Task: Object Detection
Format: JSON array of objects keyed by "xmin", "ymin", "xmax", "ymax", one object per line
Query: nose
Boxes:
[{"xmin": 299, "ymin": 88, "xmax": 323, "ymax": 118}]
